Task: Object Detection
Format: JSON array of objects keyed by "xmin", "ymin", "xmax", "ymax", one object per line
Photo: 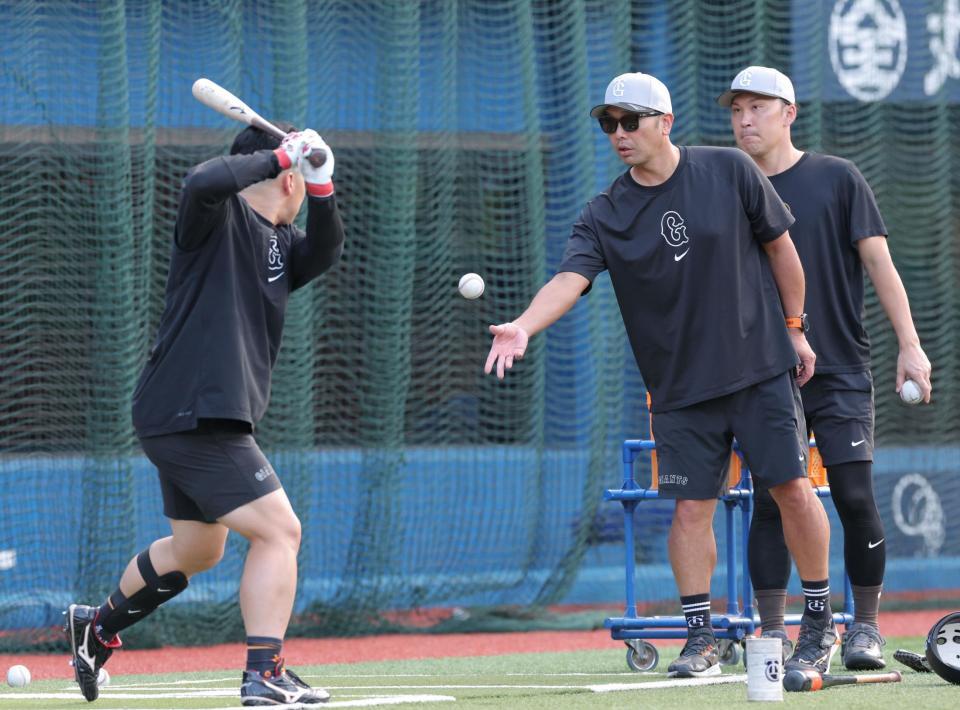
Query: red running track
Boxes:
[{"xmin": 2, "ymin": 608, "xmax": 950, "ymax": 680}]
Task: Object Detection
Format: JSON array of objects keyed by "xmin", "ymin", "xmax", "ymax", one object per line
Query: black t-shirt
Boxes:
[
  {"xmin": 132, "ymin": 151, "xmax": 345, "ymax": 437},
  {"xmin": 559, "ymin": 146, "xmax": 797, "ymax": 412},
  {"xmin": 768, "ymin": 153, "xmax": 886, "ymax": 373}
]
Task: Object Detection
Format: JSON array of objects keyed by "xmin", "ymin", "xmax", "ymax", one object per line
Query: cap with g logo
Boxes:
[
  {"xmin": 717, "ymin": 66, "xmax": 796, "ymax": 106},
  {"xmin": 590, "ymin": 72, "xmax": 673, "ymax": 117}
]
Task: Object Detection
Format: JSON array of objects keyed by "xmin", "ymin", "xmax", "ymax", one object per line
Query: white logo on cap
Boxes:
[
  {"xmin": 612, "ymin": 79, "xmax": 625, "ymax": 97},
  {"xmin": 739, "ymin": 70, "xmax": 753, "ymax": 87},
  {"xmin": 829, "ymin": 0, "xmax": 907, "ymax": 102}
]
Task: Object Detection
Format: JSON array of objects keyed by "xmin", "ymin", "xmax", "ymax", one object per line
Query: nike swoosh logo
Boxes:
[
  {"xmin": 868, "ymin": 539, "xmax": 884, "ymax": 549},
  {"xmin": 127, "ymin": 609, "xmax": 143, "ymax": 615},
  {"xmin": 267, "ymin": 273, "xmax": 284, "ymax": 283},
  {"xmin": 674, "ymin": 249, "xmax": 690, "ymax": 262},
  {"xmin": 157, "ymin": 588, "xmax": 171, "ymax": 593},
  {"xmin": 851, "ymin": 439, "xmax": 865, "ymax": 447}
]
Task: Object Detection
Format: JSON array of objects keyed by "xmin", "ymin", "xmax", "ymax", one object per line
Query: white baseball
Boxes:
[
  {"xmin": 458, "ymin": 273, "xmax": 485, "ymax": 300},
  {"xmin": 6, "ymin": 664, "xmax": 30, "ymax": 687},
  {"xmin": 900, "ymin": 379, "xmax": 922, "ymax": 405},
  {"xmin": 98, "ymin": 668, "xmax": 111, "ymax": 686}
]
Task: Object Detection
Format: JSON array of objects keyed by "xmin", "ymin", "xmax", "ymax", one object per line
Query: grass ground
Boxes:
[{"xmin": 0, "ymin": 635, "xmax": 951, "ymax": 709}]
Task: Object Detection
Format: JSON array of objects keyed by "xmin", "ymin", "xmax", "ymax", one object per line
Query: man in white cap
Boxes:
[
  {"xmin": 720, "ymin": 66, "xmax": 932, "ymax": 672},
  {"xmin": 483, "ymin": 72, "xmax": 833, "ymax": 678}
]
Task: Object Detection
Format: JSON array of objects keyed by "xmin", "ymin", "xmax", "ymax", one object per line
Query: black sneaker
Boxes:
[
  {"xmin": 241, "ymin": 661, "xmax": 330, "ymax": 706},
  {"xmin": 842, "ymin": 622, "xmax": 887, "ymax": 670},
  {"xmin": 64, "ymin": 604, "xmax": 120, "ymax": 702},
  {"xmin": 667, "ymin": 631, "xmax": 721, "ymax": 678},
  {"xmin": 785, "ymin": 616, "xmax": 839, "ymax": 673}
]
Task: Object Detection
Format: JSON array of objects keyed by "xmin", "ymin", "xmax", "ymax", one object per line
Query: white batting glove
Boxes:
[
  {"xmin": 299, "ymin": 128, "xmax": 335, "ymax": 197},
  {"xmin": 273, "ymin": 131, "xmax": 310, "ymax": 170}
]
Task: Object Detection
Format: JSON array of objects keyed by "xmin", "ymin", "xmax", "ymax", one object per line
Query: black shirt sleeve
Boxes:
[
  {"xmin": 843, "ymin": 162, "xmax": 887, "ymax": 244},
  {"xmin": 175, "ymin": 151, "xmax": 283, "ymax": 251},
  {"xmin": 289, "ymin": 195, "xmax": 346, "ymax": 291},
  {"xmin": 735, "ymin": 152, "xmax": 795, "ymax": 243},
  {"xmin": 558, "ymin": 202, "xmax": 607, "ymax": 293}
]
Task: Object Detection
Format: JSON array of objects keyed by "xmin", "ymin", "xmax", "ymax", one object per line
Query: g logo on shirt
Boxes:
[
  {"xmin": 267, "ymin": 233, "xmax": 285, "ymax": 283},
  {"xmin": 660, "ymin": 210, "xmax": 689, "ymax": 249}
]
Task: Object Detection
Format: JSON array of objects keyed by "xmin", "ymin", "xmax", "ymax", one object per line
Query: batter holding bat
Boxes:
[{"xmin": 64, "ymin": 82, "xmax": 343, "ymax": 706}]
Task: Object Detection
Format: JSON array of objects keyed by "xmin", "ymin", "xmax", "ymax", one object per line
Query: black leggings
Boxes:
[{"xmin": 748, "ymin": 461, "xmax": 885, "ymax": 590}]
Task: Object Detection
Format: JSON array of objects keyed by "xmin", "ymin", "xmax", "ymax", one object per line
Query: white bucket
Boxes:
[{"xmin": 746, "ymin": 637, "xmax": 783, "ymax": 702}]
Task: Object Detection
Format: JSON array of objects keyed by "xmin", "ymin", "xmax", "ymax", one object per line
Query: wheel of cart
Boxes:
[{"xmin": 625, "ymin": 639, "xmax": 659, "ymax": 672}]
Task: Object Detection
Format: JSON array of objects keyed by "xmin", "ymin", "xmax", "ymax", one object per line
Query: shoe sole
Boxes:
[
  {"xmin": 65, "ymin": 604, "xmax": 99, "ymax": 702},
  {"xmin": 844, "ymin": 654, "xmax": 886, "ymax": 670},
  {"xmin": 667, "ymin": 663, "xmax": 722, "ymax": 678}
]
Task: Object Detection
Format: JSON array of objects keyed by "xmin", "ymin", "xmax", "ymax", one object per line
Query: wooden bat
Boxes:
[
  {"xmin": 191, "ymin": 78, "xmax": 326, "ymax": 167},
  {"xmin": 783, "ymin": 668, "xmax": 902, "ymax": 692}
]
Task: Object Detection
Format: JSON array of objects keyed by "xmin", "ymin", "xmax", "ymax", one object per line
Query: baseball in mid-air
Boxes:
[
  {"xmin": 900, "ymin": 379, "xmax": 922, "ymax": 405},
  {"xmin": 458, "ymin": 273, "xmax": 485, "ymax": 300},
  {"xmin": 6, "ymin": 664, "xmax": 30, "ymax": 687}
]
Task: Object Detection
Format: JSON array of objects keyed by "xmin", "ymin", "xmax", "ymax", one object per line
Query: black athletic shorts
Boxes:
[
  {"xmin": 651, "ymin": 370, "xmax": 808, "ymax": 499},
  {"xmin": 138, "ymin": 419, "xmax": 282, "ymax": 523},
  {"xmin": 801, "ymin": 371, "xmax": 874, "ymax": 466}
]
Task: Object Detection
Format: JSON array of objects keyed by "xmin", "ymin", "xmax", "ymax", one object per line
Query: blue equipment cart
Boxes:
[{"xmin": 604, "ymin": 438, "xmax": 854, "ymax": 671}]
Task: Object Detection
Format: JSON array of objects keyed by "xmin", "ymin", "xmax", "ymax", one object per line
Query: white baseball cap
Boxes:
[
  {"xmin": 717, "ymin": 66, "xmax": 796, "ymax": 107},
  {"xmin": 590, "ymin": 72, "xmax": 672, "ymax": 117}
]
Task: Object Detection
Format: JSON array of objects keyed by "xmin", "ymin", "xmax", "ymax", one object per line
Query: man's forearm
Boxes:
[
  {"xmin": 514, "ymin": 272, "xmax": 588, "ymax": 336},
  {"xmin": 865, "ymin": 258, "xmax": 920, "ymax": 347},
  {"xmin": 764, "ymin": 233, "xmax": 805, "ymax": 316}
]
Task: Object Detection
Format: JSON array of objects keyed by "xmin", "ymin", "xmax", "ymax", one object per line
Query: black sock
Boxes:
[
  {"xmin": 800, "ymin": 578, "xmax": 831, "ymax": 624},
  {"xmin": 246, "ymin": 636, "xmax": 283, "ymax": 675},
  {"xmin": 681, "ymin": 593, "xmax": 712, "ymax": 634}
]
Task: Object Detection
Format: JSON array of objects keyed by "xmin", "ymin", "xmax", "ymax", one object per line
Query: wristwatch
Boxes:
[{"xmin": 785, "ymin": 313, "xmax": 809, "ymax": 332}]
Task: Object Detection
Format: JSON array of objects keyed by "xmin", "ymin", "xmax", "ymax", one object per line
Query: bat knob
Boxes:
[
  {"xmin": 783, "ymin": 669, "xmax": 820, "ymax": 692},
  {"xmin": 306, "ymin": 150, "xmax": 327, "ymax": 168}
]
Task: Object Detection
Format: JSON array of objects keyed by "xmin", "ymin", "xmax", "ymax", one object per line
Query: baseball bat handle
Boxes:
[{"xmin": 251, "ymin": 116, "xmax": 328, "ymax": 167}]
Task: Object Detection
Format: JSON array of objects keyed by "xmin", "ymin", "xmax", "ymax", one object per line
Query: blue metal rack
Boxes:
[{"xmin": 603, "ymin": 438, "xmax": 854, "ymax": 671}]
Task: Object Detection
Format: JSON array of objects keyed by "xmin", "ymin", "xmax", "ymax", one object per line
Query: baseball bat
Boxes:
[
  {"xmin": 191, "ymin": 78, "xmax": 326, "ymax": 167},
  {"xmin": 783, "ymin": 668, "xmax": 902, "ymax": 692}
]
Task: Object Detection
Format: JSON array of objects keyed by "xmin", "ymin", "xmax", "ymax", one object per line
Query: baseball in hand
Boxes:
[
  {"xmin": 458, "ymin": 273, "xmax": 485, "ymax": 300},
  {"xmin": 6, "ymin": 664, "xmax": 30, "ymax": 687},
  {"xmin": 900, "ymin": 379, "xmax": 922, "ymax": 405}
]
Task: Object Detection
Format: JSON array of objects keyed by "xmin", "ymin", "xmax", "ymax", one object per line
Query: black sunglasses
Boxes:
[{"xmin": 597, "ymin": 111, "xmax": 662, "ymax": 134}]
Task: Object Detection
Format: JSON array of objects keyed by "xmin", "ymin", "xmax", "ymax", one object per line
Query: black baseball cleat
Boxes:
[
  {"xmin": 842, "ymin": 622, "xmax": 887, "ymax": 670},
  {"xmin": 785, "ymin": 616, "xmax": 839, "ymax": 673},
  {"xmin": 666, "ymin": 630, "xmax": 721, "ymax": 678},
  {"xmin": 64, "ymin": 603, "xmax": 120, "ymax": 701},
  {"xmin": 241, "ymin": 661, "xmax": 330, "ymax": 706}
]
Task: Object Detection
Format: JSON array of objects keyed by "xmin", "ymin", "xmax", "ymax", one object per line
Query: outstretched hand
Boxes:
[{"xmin": 484, "ymin": 323, "xmax": 529, "ymax": 380}]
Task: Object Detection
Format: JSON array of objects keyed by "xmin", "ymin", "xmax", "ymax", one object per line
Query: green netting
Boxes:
[{"xmin": 0, "ymin": 0, "xmax": 958, "ymax": 653}]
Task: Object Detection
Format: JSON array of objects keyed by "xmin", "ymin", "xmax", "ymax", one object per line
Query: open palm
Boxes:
[{"xmin": 484, "ymin": 323, "xmax": 529, "ymax": 379}]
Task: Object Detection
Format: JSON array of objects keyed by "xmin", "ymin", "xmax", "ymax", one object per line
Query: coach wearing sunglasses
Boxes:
[{"xmin": 484, "ymin": 72, "xmax": 832, "ymax": 678}]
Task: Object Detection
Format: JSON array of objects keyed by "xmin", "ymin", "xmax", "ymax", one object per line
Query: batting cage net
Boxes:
[{"xmin": 1, "ymin": 1, "xmax": 958, "ymax": 651}]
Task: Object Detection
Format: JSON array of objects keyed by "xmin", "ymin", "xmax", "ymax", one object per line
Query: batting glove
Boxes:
[
  {"xmin": 299, "ymin": 129, "xmax": 335, "ymax": 197},
  {"xmin": 273, "ymin": 131, "xmax": 310, "ymax": 170}
]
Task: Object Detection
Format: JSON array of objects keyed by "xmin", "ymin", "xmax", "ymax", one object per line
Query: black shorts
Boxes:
[
  {"xmin": 651, "ymin": 371, "xmax": 808, "ymax": 499},
  {"xmin": 802, "ymin": 371, "xmax": 874, "ymax": 466},
  {"xmin": 138, "ymin": 419, "xmax": 282, "ymax": 523}
]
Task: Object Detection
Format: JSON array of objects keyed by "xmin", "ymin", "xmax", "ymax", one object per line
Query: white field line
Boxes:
[
  {"xmin": 0, "ymin": 691, "xmax": 455, "ymax": 707},
  {"xmin": 0, "ymin": 673, "xmax": 747, "ymax": 704},
  {"xmin": 590, "ymin": 673, "xmax": 747, "ymax": 692}
]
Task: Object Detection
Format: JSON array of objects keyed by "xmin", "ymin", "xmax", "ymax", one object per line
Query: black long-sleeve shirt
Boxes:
[{"xmin": 132, "ymin": 150, "xmax": 344, "ymax": 437}]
